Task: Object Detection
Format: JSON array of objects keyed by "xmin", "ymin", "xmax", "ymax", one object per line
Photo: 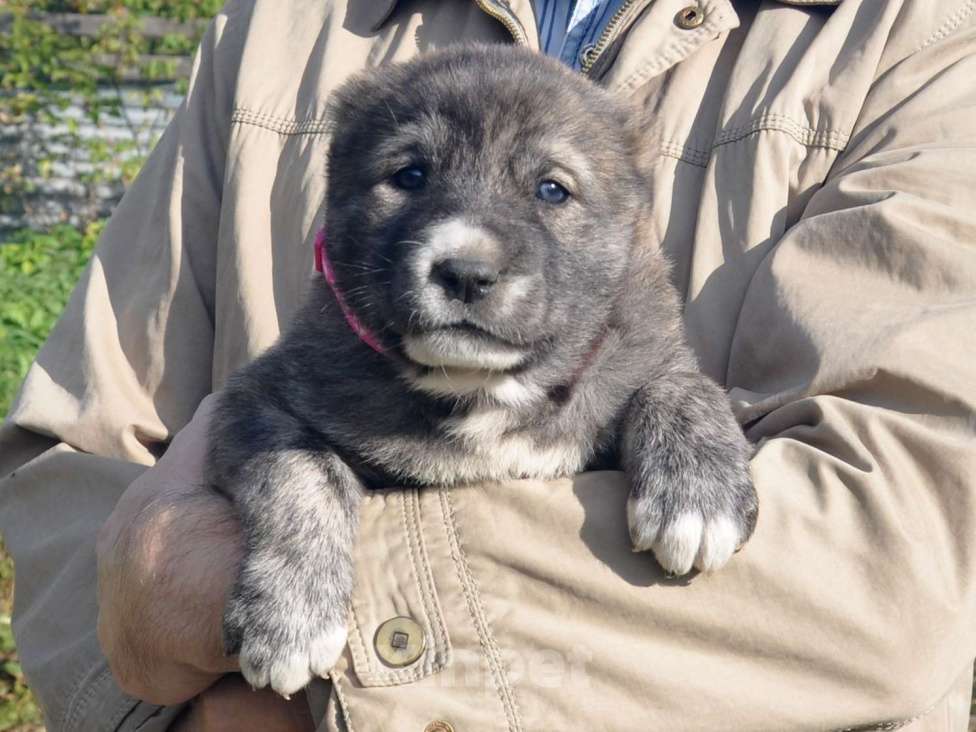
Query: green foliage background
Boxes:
[
  {"xmin": 0, "ymin": 223, "xmax": 101, "ymax": 414},
  {"xmin": 1, "ymin": 0, "xmax": 221, "ymax": 221},
  {"xmin": 1, "ymin": 3, "xmax": 218, "ymax": 728}
]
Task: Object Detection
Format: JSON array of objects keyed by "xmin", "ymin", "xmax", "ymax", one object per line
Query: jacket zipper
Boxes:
[
  {"xmin": 581, "ymin": 0, "xmax": 650, "ymax": 75},
  {"xmin": 472, "ymin": 0, "xmax": 529, "ymax": 45}
]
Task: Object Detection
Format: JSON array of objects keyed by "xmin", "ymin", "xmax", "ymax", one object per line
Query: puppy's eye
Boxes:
[
  {"xmin": 536, "ymin": 179, "xmax": 570, "ymax": 204},
  {"xmin": 391, "ymin": 165, "xmax": 426, "ymax": 191}
]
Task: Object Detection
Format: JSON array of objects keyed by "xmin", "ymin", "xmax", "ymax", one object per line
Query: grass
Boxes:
[
  {"xmin": 0, "ymin": 222, "xmax": 101, "ymax": 731},
  {"xmin": 0, "ymin": 223, "xmax": 101, "ymax": 413},
  {"xmin": 0, "ymin": 545, "xmax": 42, "ymax": 732}
]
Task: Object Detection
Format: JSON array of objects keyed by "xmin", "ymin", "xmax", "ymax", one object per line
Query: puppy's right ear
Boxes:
[
  {"xmin": 323, "ymin": 62, "xmax": 412, "ymax": 199},
  {"xmin": 322, "ymin": 66, "xmax": 389, "ymax": 177},
  {"xmin": 324, "ymin": 61, "xmax": 409, "ymax": 134},
  {"xmin": 322, "ymin": 71, "xmax": 369, "ymax": 137}
]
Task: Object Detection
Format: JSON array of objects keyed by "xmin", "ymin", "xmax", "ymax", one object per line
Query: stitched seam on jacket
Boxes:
[
  {"xmin": 405, "ymin": 488, "xmax": 452, "ymax": 670},
  {"xmin": 829, "ymin": 659, "xmax": 972, "ymax": 732},
  {"xmin": 346, "ymin": 595, "xmax": 376, "ymax": 681},
  {"xmin": 658, "ymin": 141, "xmax": 710, "ymax": 167},
  {"xmin": 59, "ymin": 665, "xmax": 87, "ymax": 730},
  {"xmin": 108, "ymin": 696, "xmax": 143, "ymax": 731},
  {"xmin": 915, "ymin": 0, "xmax": 976, "ymax": 53},
  {"xmin": 714, "ymin": 113, "xmax": 850, "ymax": 150},
  {"xmin": 330, "ymin": 670, "xmax": 357, "ymax": 732},
  {"xmin": 231, "ymin": 108, "xmax": 331, "ymax": 135},
  {"xmin": 128, "ymin": 701, "xmax": 176, "ymax": 731},
  {"xmin": 656, "ymin": 114, "xmax": 847, "ymax": 168},
  {"xmin": 440, "ymin": 488, "xmax": 523, "ymax": 731},
  {"xmin": 63, "ymin": 664, "xmax": 111, "ymax": 730},
  {"xmin": 399, "ymin": 490, "xmax": 434, "ymax": 679},
  {"xmin": 831, "ymin": 703, "xmax": 936, "ymax": 732}
]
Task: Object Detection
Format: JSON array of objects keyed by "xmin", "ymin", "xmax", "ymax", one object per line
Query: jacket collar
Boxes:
[
  {"xmin": 354, "ymin": 0, "xmax": 400, "ymax": 33},
  {"xmin": 362, "ymin": 0, "xmax": 842, "ymax": 32},
  {"xmin": 774, "ymin": 0, "xmax": 841, "ymax": 5}
]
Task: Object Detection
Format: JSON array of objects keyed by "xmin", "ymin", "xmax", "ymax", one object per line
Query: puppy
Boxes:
[{"xmin": 207, "ymin": 44, "xmax": 758, "ymax": 696}]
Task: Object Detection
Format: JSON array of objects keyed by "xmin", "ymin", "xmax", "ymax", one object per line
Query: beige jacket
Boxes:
[{"xmin": 2, "ymin": 0, "xmax": 976, "ymax": 730}]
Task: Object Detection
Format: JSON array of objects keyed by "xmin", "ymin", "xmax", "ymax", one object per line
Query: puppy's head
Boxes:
[{"xmin": 324, "ymin": 44, "xmax": 647, "ymax": 383}]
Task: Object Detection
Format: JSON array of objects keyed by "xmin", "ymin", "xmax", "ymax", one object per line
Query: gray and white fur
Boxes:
[{"xmin": 207, "ymin": 45, "xmax": 758, "ymax": 696}]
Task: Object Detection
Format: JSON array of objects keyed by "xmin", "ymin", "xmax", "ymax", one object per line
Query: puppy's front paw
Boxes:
[
  {"xmin": 235, "ymin": 619, "xmax": 346, "ymax": 697},
  {"xmin": 223, "ymin": 559, "xmax": 349, "ymax": 696},
  {"xmin": 627, "ymin": 454, "xmax": 757, "ymax": 576},
  {"xmin": 628, "ymin": 497, "xmax": 750, "ymax": 575}
]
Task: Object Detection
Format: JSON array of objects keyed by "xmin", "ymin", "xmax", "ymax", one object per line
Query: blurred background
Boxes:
[
  {"xmin": 0, "ymin": 2, "xmax": 974, "ymax": 731},
  {"xmin": 0, "ymin": 2, "xmax": 219, "ymax": 727}
]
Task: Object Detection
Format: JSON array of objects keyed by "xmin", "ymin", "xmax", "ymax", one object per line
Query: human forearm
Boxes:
[
  {"xmin": 95, "ymin": 395, "xmax": 242, "ymax": 706},
  {"xmin": 170, "ymin": 676, "xmax": 313, "ymax": 732}
]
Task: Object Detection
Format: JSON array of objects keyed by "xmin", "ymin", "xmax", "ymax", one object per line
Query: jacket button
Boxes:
[
  {"xmin": 374, "ymin": 616, "xmax": 426, "ymax": 667},
  {"xmin": 424, "ymin": 723, "xmax": 454, "ymax": 732},
  {"xmin": 675, "ymin": 5, "xmax": 705, "ymax": 29}
]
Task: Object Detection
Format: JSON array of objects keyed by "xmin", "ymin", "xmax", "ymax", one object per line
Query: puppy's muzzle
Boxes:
[
  {"xmin": 408, "ymin": 218, "xmax": 509, "ymax": 315},
  {"xmin": 430, "ymin": 257, "xmax": 499, "ymax": 304},
  {"xmin": 394, "ymin": 217, "xmax": 539, "ymax": 370}
]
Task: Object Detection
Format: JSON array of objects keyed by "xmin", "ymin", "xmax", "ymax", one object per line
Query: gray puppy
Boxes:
[{"xmin": 207, "ymin": 44, "xmax": 758, "ymax": 696}]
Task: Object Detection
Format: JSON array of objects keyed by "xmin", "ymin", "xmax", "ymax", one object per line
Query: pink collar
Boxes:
[{"xmin": 314, "ymin": 230, "xmax": 387, "ymax": 354}]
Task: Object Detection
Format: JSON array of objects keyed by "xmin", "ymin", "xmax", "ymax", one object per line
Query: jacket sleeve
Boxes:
[
  {"xmin": 0, "ymin": 5, "xmax": 247, "ymax": 729},
  {"xmin": 725, "ymin": 8, "xmax": 976, "ymax": 721}
]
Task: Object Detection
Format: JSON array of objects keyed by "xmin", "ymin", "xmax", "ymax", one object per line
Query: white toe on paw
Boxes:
[
  {"xmin": 309, "ymin": 624, "xmax": 348, "ymax": 678},
  {"xmin": 267, "ymin": 649, "xmax": 314, "ymax": 698},
  {"xmin": 694, "ymin": 514, "xmax": 741, "ymax": 572},
  {"xmin": 627, "ymin": 494, "xmax": 660, "ymax": 551},
  {"xmin": 238, "ymin": 647, "xmax": 271, "ymax": 690},
  {"xmin": 238, "ymin": 624, "xmax": 347, "ymax": 698},
  {"xmin": 653, "ymin": 512, "xmax": 703, "ymax": 576}
]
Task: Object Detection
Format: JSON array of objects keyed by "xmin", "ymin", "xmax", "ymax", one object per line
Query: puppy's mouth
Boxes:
[{"xmin": 401, "ymin": 324, "xmax": 528, "ymax": 371}]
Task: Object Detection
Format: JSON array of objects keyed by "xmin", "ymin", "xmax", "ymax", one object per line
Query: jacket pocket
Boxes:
[{"xmin": 344, "ymin": 488, "xmax": 453, "ymax": 687}]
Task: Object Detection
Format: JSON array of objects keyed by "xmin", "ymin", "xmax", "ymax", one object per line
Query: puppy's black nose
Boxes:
[{"xmin": 431, "ymin": 257, "xmax": 499, "ymax": 304}]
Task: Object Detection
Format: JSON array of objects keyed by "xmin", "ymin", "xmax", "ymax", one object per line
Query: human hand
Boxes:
[
  {"xmin": 96, "ymin": 394, "xmax": 242, "ymax": 705},
  {"xmin": 170, "ymin": 675, "xmax": 315, "ymax": 732}
]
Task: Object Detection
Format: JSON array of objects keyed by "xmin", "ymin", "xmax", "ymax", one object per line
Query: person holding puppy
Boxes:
[{"xmin": 2, "ymin": 1, "xmax": 976, "ymax": 730}]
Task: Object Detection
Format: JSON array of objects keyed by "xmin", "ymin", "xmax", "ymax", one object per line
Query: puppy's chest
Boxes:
[
  {"xmin": 360, "ymin": 403, "xmax": 591, "ymax": 486},
  {"xmin": 451, "ymin": 405, "xmax": 590, "ymax": 478}
]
